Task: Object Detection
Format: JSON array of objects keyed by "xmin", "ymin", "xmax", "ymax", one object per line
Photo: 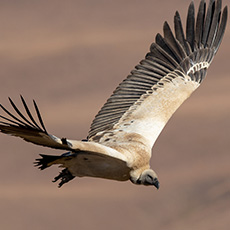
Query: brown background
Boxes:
[{"xmin": 0, "ymin": 0, "xmax": 229, "ymax": 229}]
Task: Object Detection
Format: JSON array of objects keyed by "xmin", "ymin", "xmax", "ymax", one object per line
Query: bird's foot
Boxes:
[{"xmin": 52, "ymin": 168, "xmax": 75, "ymax": 188}]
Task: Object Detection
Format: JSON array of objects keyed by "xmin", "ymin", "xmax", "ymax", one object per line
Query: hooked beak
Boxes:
[{"xmin": 153, "ymin": 178, "xmax": 160, "ymax": 190}]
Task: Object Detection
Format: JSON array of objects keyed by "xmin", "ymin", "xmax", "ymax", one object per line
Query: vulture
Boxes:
[{"xmin": 0, "ymin": 0, "xmax": 228, "ymax": 189}]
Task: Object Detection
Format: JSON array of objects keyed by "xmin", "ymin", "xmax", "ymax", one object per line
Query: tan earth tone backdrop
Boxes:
[{"xmin": 0, "ymin": 0, "xmax": 229, "ymax": 229}]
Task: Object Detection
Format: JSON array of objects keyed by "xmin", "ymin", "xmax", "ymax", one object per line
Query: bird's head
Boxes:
[{"xmin": 131, "ymin": 169, "xmax": 159, "ymax": 189}]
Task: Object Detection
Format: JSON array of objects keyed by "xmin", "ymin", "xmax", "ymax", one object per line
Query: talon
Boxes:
[{"xmin": 52, "ymin": 168, "xmax": 75, "ymax": 188}]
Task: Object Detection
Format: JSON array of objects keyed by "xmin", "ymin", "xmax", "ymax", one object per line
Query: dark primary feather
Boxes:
[
  {"xmin": 186, "ymin": 2, "xmax": 195, "ymax": 50},
  {"xmin": 88, "ymin": 0, "xmax": 228, "ymax": 139},
  {"xmin": 0, "ymin": 96, "xmax": 46, "ymax": 132},
  {"xmin": 195, "ymin": 0, "xmax": 206, "ymax": 48},
  {"xmin": 202, "ymin": 0, "xmax": 215, "ymax": 46},
  {"xmin": 206, "ymin": 0, "xmax": 222, "ymax": 47},
  {"xmin": 0, "ymin": 96, "xmax": 69, "ymax": 150},
  {"xmin": 163, "ymin": 21, "xmax": 187, "ymax": 61},
  {"xmin": 174, "ymin": 11, "xmax": 190, "ymax": 55},
  {"xmin": 213, "ymin": 6, "xmax": 228, "ymax": 53}
]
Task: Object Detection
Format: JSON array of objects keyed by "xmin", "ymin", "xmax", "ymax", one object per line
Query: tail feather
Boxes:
[
  {"xmin": 34, "ymin": 152, "xmax": 75, "ymax": 187},
  {"xmin": 34, "ymin": 152, "xmax": 71, "ymax": 170}
]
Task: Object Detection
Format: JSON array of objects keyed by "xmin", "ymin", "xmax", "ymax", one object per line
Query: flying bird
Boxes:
[{"xmin": 0, "ymin": 0, "xmax": 228, "ymax": 189}]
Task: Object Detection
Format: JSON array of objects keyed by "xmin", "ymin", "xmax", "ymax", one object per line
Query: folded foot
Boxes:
[{"xmin": 52, "ymin": 168, "xmax": 75, "ymax": 188}]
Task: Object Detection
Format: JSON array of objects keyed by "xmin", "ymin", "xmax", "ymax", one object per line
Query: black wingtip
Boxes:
[
  {"xmin": 20, "ymin": 96, "xmax": 42, "ymax": 130},
  {"xmin": 0, "ymin": 96, "xmax": 48, "ymax": 133},
  {"xmin": 213, "ymin": 5, "xmax": 228, "ymax": 53},
  {"xmin": 33, "ymin": 99, "xmax": 48, "ymax": 134},
  {"xmin": 174, "ymin": 11, "xmax": 180, "ymax": 18},
  {"xmin": 186, "ymin": 1, "xmax": 195, "ymax": 50}
]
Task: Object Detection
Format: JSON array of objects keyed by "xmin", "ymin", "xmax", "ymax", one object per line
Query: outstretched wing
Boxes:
[
  {"xmin": 88, "ymin": 0, "xmax": 228, "ymax": 147},
  {"xmin": 0, "ymin": 96, "xmax": 71, "ymax": 150},
  {"xmin": 0, "ymin": 96, "xmax": 130, "ymax": 163}
]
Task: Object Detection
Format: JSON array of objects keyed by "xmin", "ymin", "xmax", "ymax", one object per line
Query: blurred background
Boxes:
[{"xmin": 0, "ymin": 0, "xmax": 229, "ymax": 229}]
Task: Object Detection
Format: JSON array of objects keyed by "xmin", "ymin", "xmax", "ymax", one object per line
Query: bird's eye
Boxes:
[{"xmin": 147, "ymin": 175, "xmax": 153, "ymax": 181}]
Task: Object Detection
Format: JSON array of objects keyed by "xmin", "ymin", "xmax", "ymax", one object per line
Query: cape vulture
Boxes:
[{"xmin": 0, "ymin": 0, "xmax": 228, "ymax": 189}]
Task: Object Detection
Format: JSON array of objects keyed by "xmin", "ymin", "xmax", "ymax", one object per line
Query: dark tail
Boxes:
[
  {"xmin": 34, "ymin": 152, "xmax": 75, "ymax": 187},
  {"xmin": 34, "ymin": 154, "xmax": 62, "ymax": 170},
  {"xmin": 34, "ymin": 151, "xmax": 73, "ymax": 170}
]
